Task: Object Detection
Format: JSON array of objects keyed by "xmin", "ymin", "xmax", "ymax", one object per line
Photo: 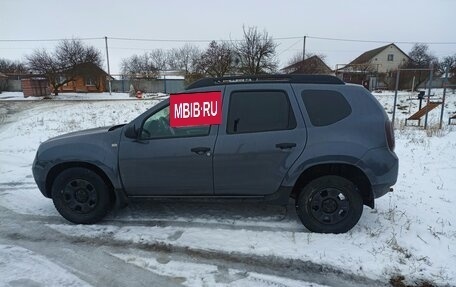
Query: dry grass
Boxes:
[
  {"xmin": 425, "ymin": 124, "xmax": 446, "ymax": 137},
  {"xmin": 389, "ymin": 275, "xmax": 436, "ymax": 287}
]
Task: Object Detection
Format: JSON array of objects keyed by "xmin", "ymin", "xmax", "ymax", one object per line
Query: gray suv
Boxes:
[{"xmin": 32, "ymin": 75, "xmax": 398, "ymax": 233}]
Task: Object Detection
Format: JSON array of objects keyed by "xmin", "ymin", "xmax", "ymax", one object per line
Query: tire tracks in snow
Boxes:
[{"xmin": 1, "ymin": 205, "xmax": 386, "ymax": 287}]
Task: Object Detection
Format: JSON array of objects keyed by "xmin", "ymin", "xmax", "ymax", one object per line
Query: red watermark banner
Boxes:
[{"xmin": 169, "ymin": 91, "xmax": 222, "ymax": 127}]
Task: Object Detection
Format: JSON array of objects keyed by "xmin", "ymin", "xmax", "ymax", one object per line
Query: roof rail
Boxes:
[{"xmin": 186, "ymin": 74, "xmax": 344, "ymax": 90}]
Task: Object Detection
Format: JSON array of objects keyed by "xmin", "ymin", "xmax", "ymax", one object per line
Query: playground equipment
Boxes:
[
  {"xmin": 448, "ymin": 114, "xmax": 456, "ymax": 125},
  {"xmin": 449, "ymin": 114, "xmax": 456, "ymax": 125},
  {"xmin": 392, "ymin": 65, "xmax": 452, "ymax": 129},
  {"xmin": 405, "ymin": 91, "xmax": 442, "ymax": 126},
  {"xmin": 445, "ymin": 81, "xmax": 456, "ymax": 125}
]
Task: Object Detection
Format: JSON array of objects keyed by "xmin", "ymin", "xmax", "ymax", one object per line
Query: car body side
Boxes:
[{"xmin": 32, "ymin": 83, "xmax": 398, "ymax": 209}]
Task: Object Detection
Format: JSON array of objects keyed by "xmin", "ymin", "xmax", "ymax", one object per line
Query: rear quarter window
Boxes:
[{"xmin": 301, "ymin": 90, "xmax": 352, "ymax": 126}]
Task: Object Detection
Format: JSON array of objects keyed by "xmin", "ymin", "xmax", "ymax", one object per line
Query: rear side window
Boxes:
[
  {"xmin": 301, "ymin": 90, "xmax": 351, "ymax": 126},
  {"xmin": 227, "ymin": 90, "xmax": 296, "ymax": 134}
]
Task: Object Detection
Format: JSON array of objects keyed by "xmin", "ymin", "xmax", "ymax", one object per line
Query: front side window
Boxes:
[
  {"xmin": 227, "ymin": 90, "xmax": 296, "ymax": 134},
  {"xmin": 141, "ymin": 105, "xmax": 210, "ymax": 139},
  {"xmin": 387, "ymin": 54, "xmax": 394, "ymax": 61}
]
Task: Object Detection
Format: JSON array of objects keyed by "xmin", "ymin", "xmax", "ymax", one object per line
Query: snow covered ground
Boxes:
[
  {"xmin": 0, "ymin": 89, "xmax": 456, "ymax": 286},
  {"xmin": 0, "ymin": 244, "xmax": 90, "ymax": 287}
]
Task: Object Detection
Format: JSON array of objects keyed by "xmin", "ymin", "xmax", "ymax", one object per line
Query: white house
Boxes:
[{"xmin": 344, "ymin": 43, "xmax": 410, "ymax": 73}]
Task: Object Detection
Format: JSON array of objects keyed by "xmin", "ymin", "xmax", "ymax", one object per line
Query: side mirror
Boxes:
[{"xmin": 124, "ymin": 124, "xmax": 139, "ymax": 139}]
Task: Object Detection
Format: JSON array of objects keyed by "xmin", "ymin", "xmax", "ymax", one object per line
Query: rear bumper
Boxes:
[
  {"xmin": 372, "ymin": 183, "xmax": 394, "ymax": 198},
  {"xmin": 372, "ymin": 152, "xmax": 398, "ymax": 199},
  {"xmin": 357, "ymin": 147, "xmax": 399, "ymax": 199}
]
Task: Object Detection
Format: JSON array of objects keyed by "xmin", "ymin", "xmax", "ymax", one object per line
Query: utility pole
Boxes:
[
  {"xmin": 424, "ymin": 63, "xmax": 433, "ymax": 129},
  {"xmin": 105, "ymin": 36, "xmax": 112, "ymax": 95},
  {"xmin": 392, "ymin": 70, "xmax": 400, "ymax": 127},
  {"xmin": 302, "ymin": 36, "xmax": 307, "ymax": 61},
  {"xmin": 439, "ymin": 66, "xmax": 449, "ymax": 129}
]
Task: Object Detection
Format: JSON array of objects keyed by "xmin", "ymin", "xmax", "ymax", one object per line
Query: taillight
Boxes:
[{"xmin": 385, "ymin": 120, "xmax": 395, "ymax": 151}]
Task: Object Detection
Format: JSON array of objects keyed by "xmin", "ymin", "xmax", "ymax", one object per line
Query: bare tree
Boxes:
[
  {"xmin": 399, "ymin": 43, "xmax": 439, "ymax": 90},
  {"xmin": 409, "ymin": 43, "xmax": 438, "ymax": 67},
  {"xmin": 149, "ymin": 49, "xmax": 168, "ymax": 72},
  {"xmin": 27, "ymin": 49, "xmax": 62, "ymax": 94},
  {"xmin": 197, "ymin": 41, "xmax": 233, "ymax": 77},
  {"xmin": 121, "ymin": 53, "xmax": 158, "ymax": 78},
  {"xmin": 27, "ymin": 39, "xmax": 103, "ymax": 95},
  {"xmin": 438, "ymin": 54, "xmax": 456, "ymax": 76},
  {"xmin": 235, "ymin": 26, "xmax": 278, "ymax": 75},
  {"xmin": 168, "ymin": 44, "xmax": 201, "ymax": 75},
  {"xmin": 56, "ymin": 39, "xmax": 102, "ymax": 68},
  {"xmin": 438, "ymin": 55, "xmax": 456, "ymax": 90},
  {"xmin": 286, "ymin": 52, "xmax": 304, "ymax": 67},
  {"xmin": 0, "ymin": 58, "xmax": 28, "ymax": 74}
]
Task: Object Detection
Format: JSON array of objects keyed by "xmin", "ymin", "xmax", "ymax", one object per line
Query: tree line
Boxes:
[
  {"xmin": 120, "ymin": 26, "xmax": 278, "ymax": 82},
  {"xmin": 397, "ymin": 43, "xmax": 456, "ymax": 89},
  {"xmin": 0, "ymin": 26, "xmax": 455, "ymax": 94},
  {"xmin": 0, "ymin": 39, "xmax": 104, "ymax": 95},
  {"xmin": 0, "ymin": 26, "xmax": 279, "ymax": 94}
]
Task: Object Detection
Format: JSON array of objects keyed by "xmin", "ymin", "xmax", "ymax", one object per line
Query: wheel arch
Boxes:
[
  {"xmin": 45, "ymin": 162, "xmax": 115, "ymax": 200},
  {"xmin": 290, "ymin": 163, "xmax": 374, "ymax": 208}
]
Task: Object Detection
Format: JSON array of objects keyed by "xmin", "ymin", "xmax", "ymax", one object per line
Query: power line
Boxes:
[
  {"xmin": 307, "ymin": 36, "xmax": 456, "ymax": 45},
  {"xmin": 0, "ymin": 37, "xmax": 104, "ymax": 42},
  {"xmin": 108, "ymin": 37, "xmax": 214, "ymax": 43},
  {"xmin": 0, "ymin": 36, "xmax": 455, "ymax": 45},
  {"xmin": 278, "ymin": 39, "xmax": 302, "ymax": 55},
  {"xmin": 109, "ymin": 36, "xmax": 305, "ymax": 42}
]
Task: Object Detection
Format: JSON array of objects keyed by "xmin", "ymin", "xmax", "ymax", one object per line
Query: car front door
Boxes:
[
  {"xmin": 118, "ymin": 104, "xmax": 216, "ymax": 196},
  {"xmin": 213, "ymin": 84, "xmax": 307, "ymax": 196}
]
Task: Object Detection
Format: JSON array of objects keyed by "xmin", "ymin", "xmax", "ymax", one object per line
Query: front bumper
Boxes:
[{"xmin": 32, "ymin": 156, "xmax": 49, "ymax": 198}]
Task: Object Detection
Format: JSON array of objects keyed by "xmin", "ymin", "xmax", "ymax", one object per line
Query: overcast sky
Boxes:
[{"xmin": 1, "ymin": 0, "xmax": 455, "ymax": 74}]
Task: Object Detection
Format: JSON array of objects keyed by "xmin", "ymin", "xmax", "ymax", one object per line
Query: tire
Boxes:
[
  {"xmin": 295, "ymin": 175, "xmax": 363, "ymax": 234},
  {"xmin": 51, "ymin": 167, "xmax": 112, "ymax": 224}
]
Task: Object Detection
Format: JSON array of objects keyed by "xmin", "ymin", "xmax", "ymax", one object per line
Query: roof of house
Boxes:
[
  {"xmin": 281, "ymin": 55, "xmax": 332, "ymax": 73},
  {"xmin": 0, "ymin": 72, "xmax": 8, "ymax": 78},
  {"xmin": 348, "ymin": 43, "xmax": 411, "ymax": 66},
  {"xmin": 62, "ymin": 62, "xmax": 114, "ymax": 79}
]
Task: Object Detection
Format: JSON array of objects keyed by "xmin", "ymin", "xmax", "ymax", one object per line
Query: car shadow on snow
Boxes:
[{"xmin": 105, "ymin": 199, "xmax": 306, "ymax": 233}]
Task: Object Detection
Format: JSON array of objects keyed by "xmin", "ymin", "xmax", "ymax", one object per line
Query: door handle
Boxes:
[
  {"xmin": 191, "ymin": 147, "xmax": 211, "ymax": 155},
  {"xmin": 275, "ymin": 143, "xmax": 296, "ymax": 149}
]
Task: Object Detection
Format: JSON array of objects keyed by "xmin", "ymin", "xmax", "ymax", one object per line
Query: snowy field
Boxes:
[{"xmin": 0, "ymin": 89, "xmax": 456, "ymax": 286}]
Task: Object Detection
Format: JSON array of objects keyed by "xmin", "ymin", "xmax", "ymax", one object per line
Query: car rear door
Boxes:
[{"xmin": 213, "ymin": 84, "xmax": 307, "ymax": 196}]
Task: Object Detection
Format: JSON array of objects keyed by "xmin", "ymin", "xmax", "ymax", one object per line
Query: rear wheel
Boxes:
[
  {"xmin": 51, "ymin": 167, "xmax": 112, "ymax": 224},
  {"xmin": 296, "ymin": 175, "xmax": 363, "ymax": 233}
]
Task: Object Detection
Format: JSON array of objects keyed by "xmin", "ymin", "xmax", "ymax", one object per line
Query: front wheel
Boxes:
[
  {"xmin": 296, "ymin": 175, "xmax": 363, "ymax": 233},
  {"xmin": 51, "ymin": 167, "xmax": 112, "ymax": 224}
]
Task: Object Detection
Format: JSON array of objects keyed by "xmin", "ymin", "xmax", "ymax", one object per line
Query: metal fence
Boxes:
[
  {"xmin": 111, "ymin": 79, "xmax": 185, "ymax": 93},
  {"xmin": 4, "ymin": 79, "xmax": 22, "ymax": 92},
  {"xmin": 3, "ymin": 78, "xmax": 186, "ymax": 94}
]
